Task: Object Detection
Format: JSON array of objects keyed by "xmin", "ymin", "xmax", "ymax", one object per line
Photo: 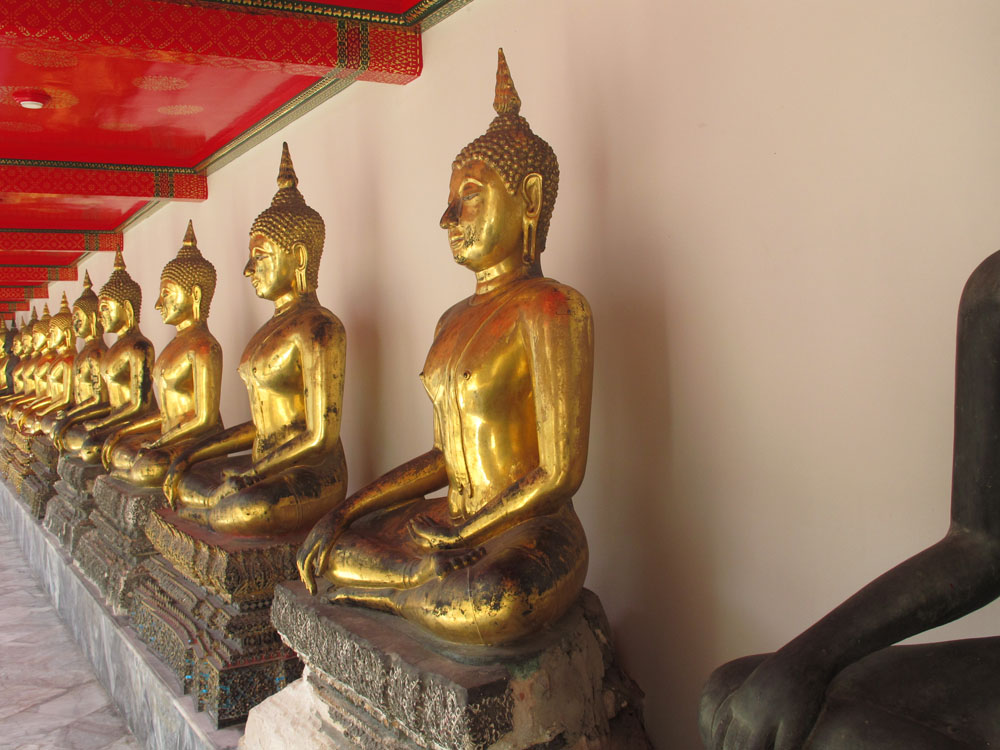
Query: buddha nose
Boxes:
[
  {"xmin": 243, "ymin": 257, "xmax": 254, "ymax": 277},
  {"xmin": 440, "ymin": 197, "xmax": 460, "ymax": 229}
]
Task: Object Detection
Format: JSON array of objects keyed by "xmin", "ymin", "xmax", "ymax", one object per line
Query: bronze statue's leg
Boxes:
[
  {"xmin": 807, "ymin": 699, "xmax": 975, "ymax": 749},
  {"xmin": 74, "ymin": 425, "xmax": 115, "ymax": 464}
]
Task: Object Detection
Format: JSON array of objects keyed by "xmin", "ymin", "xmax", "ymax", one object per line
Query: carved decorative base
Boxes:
[
  {"xmin": 20, "ymin": 435, "xmax": 59, "ymax": 518},
  {"xmin": 2, "ymin": 427, "xmax": 37, "ymax": 493},
  {"xmin": 42, "ymin": 455, "xmax": 104, "ymax": 554},
  {"xmin": 130, "ymin": 509, "xmax": 305, "ymax": 727},
  {"xmin": 75, "ymin": 475, "xmax": 165, "ymax": 614},
  {"xmin": 249, "ymin": 583, "xmax": 653, "ymax": 750}
]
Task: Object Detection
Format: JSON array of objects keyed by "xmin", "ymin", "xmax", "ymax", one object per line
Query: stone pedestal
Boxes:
[
  {"xmin": 43, "ymin": 455, "xmax": 104, "ymax": 553},
  {"xmin": 244, "ymin": 583, "xmax": 652, "ymax": 750},
  {"xmin": 20, "ymin": 434, "xmax": 60, "ymax": 518},
  {"xmin": 0, "ymin": 479, "xmax": 242, "ymax": 750},
  {"xmin": 75, "ymin": 474, "xmax": 166, "ymax": 613},
  {"xmin": 131, "ymin": 509, "xmax": 305, "ymax": 727},
  {"xmin": 3, "ymin": 425, "xmax": 36, "ymax": 492}
]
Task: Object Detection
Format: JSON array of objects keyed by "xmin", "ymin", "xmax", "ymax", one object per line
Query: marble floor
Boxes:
[{"xmin": 0, "ymin": 520, "xmax": 141, "ymax": 750}]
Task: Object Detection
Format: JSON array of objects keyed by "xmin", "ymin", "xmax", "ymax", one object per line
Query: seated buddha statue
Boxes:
[
  {"xmin": 297, "ymin": 50, "xmax": 593, "ymax": 647},
  {"xmin": 60, "ymin": 251, "xmax": 157, "ymax": 464},
  {"xmin": 43, "ymin": 272, "xmax": 109, "ymax": 444},
  {"xmin": 700, "ymin": 250, "xmax": 1000, "ymax": 750},
  {"xmin": 0, "ymin": 318, "xmax": 18, "ymax": 397},
  {"xmin": 162, "ymin": 144, "xmax": 346, "ymax": 536},
  {"xmin": 0, "ymin": 315, "xmax": 30, "ymax": 413},
  {"xmin": 20, "ymin": 294, "xmax": 77, "ymax": 433},
  {"xmin": 4, "ymin": 307, "xmax": 50, "ymax": 423},
  {"xmin": 102, "ymin": 221, "xmax": 223, "ymax": 487}
]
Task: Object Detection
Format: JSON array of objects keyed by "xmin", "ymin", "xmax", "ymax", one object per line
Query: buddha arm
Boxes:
[
  {"xmin": 252, "ymin": 318, "xmax": 345, "ymax": 477},
  {"xmin": 163, "ymin": 421, "xmax": 255, "ymax": 504},
  {"xmin": 36, "ymin": 361, "xmax": 74, "ymax": 416},
  {"xmin": 150, "ymin": 344, "xmax": 221, "ymax": 449},
  {"xmin": 708, "ymin": 529, "xmax": 1000, "ymax": 750},
  {"xmin": 89, "ymin": 343, "xmax": 155, "ymax": 429},
  {"xmin": 413, "ymin": 289, "xmax": 595, "ymax": 549},
  {"xmin": 299, "ymin": 448, "xmax": 449, "ymax": 593}
]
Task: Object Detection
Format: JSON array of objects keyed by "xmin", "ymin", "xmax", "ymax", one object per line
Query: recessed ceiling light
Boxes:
[{"xmin": 12, "ymin": 89, "xmax": 51, "ymax": 110}]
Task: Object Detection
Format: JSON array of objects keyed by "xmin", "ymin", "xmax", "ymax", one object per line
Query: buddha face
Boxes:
[
  {"xmin": 72, "ymin": 307, "xmax": 91, "ymax": 338},
  {"xmin": 48, "ymin": 325, "xmax": 66, "ymax": 350},
  {"xmin": 441, "ymin": 160, "xmax": 525, "ymax": 273},
  {"xmin": 155, "ymin": 280, "xmax": 194, "ymax": 326},
  {"xmin": 32, "ymin": 328, "xmax": 47, "ymax": 352},
  {"xmin": 99, "ymin": 296, "xmax": 127, "ymax": 335},
  {"xmin": 11, "ymin": 336, "xmax": 21, "ymax": 358},
  {"xmin": 245, "ymin": 233, "xmax": 299, "ymax": 301}
]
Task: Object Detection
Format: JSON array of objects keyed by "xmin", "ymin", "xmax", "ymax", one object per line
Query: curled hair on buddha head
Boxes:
[
  {"xmin": 453, "ymin": 48, "xmax": 560, "ymax": 255},
  {"xmin": 100, "ymin": 250, "xmax": 142, "ymax": 320},
  {"xmin": 161, "ymin": 220, "xmax": 217, "ymax": 321},
  {"xmin": 50, "ymin": 293, "xmax": 74, "ymax": 335},
  {"xmin": 33, "ymin": 304, "xmax": 51, "ymax": 341},
  {"xmin": 249, "ymin": 142, "xmax": 325, "ymax": 292},
  {"xmin": 73, "ymin": 270, "xmax": 99, "ymax": 318}
]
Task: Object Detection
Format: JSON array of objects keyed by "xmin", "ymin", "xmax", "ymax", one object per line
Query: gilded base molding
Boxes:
[
  {"xmin": 75, "ymin": 475, "xmax": 165, "ymax": 614},
  {"xmin": 131, "ymin": 509, "xmax": 305, "ymax": 727},
  {"xmin": 42, "ymin": 456, "xmax": 104, "ymax": 553}
]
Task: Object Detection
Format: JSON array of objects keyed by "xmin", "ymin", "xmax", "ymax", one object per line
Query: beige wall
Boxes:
[{"xmin": 46, "ymin": 1, "xmax": 1000, "ymax": 746}]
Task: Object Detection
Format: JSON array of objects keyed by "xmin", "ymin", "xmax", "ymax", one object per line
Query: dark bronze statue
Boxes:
[{"xmin": 701, "ymin": 250, "xmax": 1000, "ymax": 750}]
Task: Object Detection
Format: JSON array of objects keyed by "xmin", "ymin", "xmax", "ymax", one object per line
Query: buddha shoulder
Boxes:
[
  {"xmin": 514, "ymin": 277, "xmax": 592, "ymax": 325},
  {"xmin": 280, "ymin": 303, "xmax": 345, "ymax": 347}
]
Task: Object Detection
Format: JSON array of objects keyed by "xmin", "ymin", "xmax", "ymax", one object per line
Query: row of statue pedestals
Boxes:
[{"xmin": 0, "ymin": 49, "xmax": 653, "ymax": 749}]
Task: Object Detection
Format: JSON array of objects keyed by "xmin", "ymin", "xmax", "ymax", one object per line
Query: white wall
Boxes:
[{"xmin": 45, "ymin": 1, "xmax": 1000, "ymax": 746}]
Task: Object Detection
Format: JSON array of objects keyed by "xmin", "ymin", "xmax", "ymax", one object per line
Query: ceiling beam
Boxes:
[
  {"xmin": 0, "ymin": 267, "xmax": 77, "ymax": 284},
  {"xmin": 0, "ymin": 0, "xmax": 421, "ymax": 82},
  {"xmin": 0, "ymin": 287, "xmax": 48, "ymax": 302},
  {"xmin": 0, "ymin": 166, "xmax": 207, "ymax": 202},
  {"xmin": 0, "ymin": 232, "xmax": 122, "ymax": 254},
  {"xmin": 0, "ymin": 302, "xmax": 29, "ymax": 313}
]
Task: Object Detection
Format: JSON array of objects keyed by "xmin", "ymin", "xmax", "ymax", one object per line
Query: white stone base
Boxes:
[
  {"xmin": 241, "ymin": 668, "xmax": 355, "ymax": 750},
  {"xmin": 0, "ymin": 480, "xmax": 243, "ymax": 750}
]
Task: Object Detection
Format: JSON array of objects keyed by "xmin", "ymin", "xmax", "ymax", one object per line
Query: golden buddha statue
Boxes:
[
  {"xmin": 297, "ymin": 50, "xmax": 593, "ymax": 647},
  {"xmin": 20, "ymin": 294, "xmax": 77, "ymax": 433},
  {"xmin": 3, "ymin": 307, "xmax": 49, "ymax": 422},
  {"xmin": 102, "ymin": 221, "xmax": 223, "ymax": 486},
  {"xmin": 60, "ymin": 251, "xmax": 157, "ymax": 463},
  {"xmin": 0, "ymin": 318, "xmax": 15, "ymax": 396},
  {"xmin": 44, "ymin": 272, "xmax": 109, "ymax": 443},
  {"xmin": 0, "ymin": 316, "xmax": 29, "ymax": 409},
  {"xmin": 162, "ymin": 144, "xmax": 347, "ymax": 536}
]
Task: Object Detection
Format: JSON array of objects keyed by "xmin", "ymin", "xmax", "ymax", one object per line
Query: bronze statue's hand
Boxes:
[
  {"xmin": 408, "ymin": 514, "xmax": 462, "ymax": 549},
  {"xmin": 710, "ymin": 653, "xmax": 827, "ymax": 750},
  {"xmin": 298, "ymin": 510, "xmax": 347, "ymax": 595},
  {"xmin": 82, "ymin": 419, "xmax": 97, "ymax": 432}
]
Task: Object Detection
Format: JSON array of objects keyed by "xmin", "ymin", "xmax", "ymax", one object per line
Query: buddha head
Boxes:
[
  {"xmin": 48, "ymin": 293, "xmax": 75, "ymax": 351},
  {"xmin": 21, "ymin": 309, "xmax": 38, "ymax": 356},
  {"xmin": 99, "ymin": 250, "xmax": 142, "ymax": 335},
  {"xmin": 72, "ymin": 270, "xmax": 103, "ymax": 340},
  {"xmin": 32, "ymin": 305, "xmax": 51, "ymax": 353},
  {"xmin": 245, "ymin": 142, "xmax": 325, "ymax": 302},
  {"xmin": 10, "ymin": 317, "xmax": 23, "ymax": 359},
  {"xmin": 157, "ymin": 220, "xmax": 217, "ymax": 327},
  {"xmin": 443, "ymin": 49, "xmax": 559, "ymax": 271}
]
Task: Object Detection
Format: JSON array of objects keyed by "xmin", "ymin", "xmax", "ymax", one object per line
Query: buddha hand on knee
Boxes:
[
  {"xmin": 163, "ymin": 454, "xmax": 192, "ymax": 509},
  {"xmin": 297, "ymin": 507, "xmax": 349, "ymax": 594},
  {"xmin": 709, "ymin": 651, "xmax": 830, "ymax": 750}
]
